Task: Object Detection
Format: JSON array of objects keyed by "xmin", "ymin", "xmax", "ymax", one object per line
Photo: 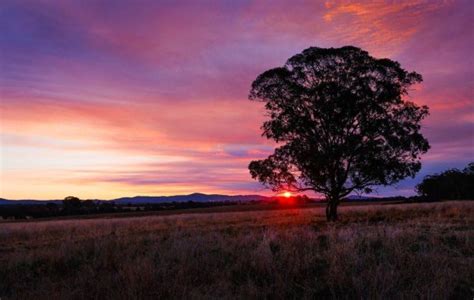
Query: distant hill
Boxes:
[
  {"xmin": 113, "ymin": 193, "xmax": 273, "ymax": 204},
  {"xmin": 0, "ymin": 198, "xmax": 62, "ymax": 205},
  {"xmin": 0, "ymin": 193, "xmax": 405, "ymax": 205},
  {"xmin": 0, "ymin": 194, "xmax": 274, "ymax": 205},
  {"xmin": 345, "ymin": 195, "xmax": 374, "ymax": 201}
]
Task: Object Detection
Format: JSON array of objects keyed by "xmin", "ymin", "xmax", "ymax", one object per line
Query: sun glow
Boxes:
[{"xmin": 283, "ymin": 191, "xmax": 292, "ymax": 198}]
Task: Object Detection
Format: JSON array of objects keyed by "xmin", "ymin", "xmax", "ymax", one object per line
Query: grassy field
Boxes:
[{"xmin": 0, "ymin": 201, "xmax": 473, "ymax": 299}]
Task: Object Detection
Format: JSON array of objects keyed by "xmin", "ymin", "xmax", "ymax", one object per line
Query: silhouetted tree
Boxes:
[
  {"xmin": 62, "ymin": 196, "xmax": 82, "ymax": 214},
  {"xmin": 248, "ymin": 46, "xmax": 430, "ymax": 221},
  {"xmin": 416, "ymin": 162, "xmax": 474, "ymax": 200}
]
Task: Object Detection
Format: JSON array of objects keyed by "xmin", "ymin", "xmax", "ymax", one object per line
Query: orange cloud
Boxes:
[{"xmin": 323, "ymin": 0, "xmax": 454, "ymax": 56}]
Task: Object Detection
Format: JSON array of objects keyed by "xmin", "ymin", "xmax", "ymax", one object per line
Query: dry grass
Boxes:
[{"xmin": 0, "ymin": 201, "xmax": 473, "ymax": 299}]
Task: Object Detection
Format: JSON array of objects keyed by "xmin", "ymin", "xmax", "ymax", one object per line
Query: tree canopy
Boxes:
[
  {"xmin": 416, "ymin": 162, "xmax": 473, "ymax": 201},
  {"xmin": 248, "ymin": 46, "xmax": 430, "ymax": 220}
]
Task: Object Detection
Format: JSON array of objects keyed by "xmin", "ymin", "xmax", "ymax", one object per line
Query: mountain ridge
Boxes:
[
  {"xmin": 0, "ymin": 193, "xmax": 279, "ymax": 205},
  {"xmin": 0, "ymin": 193, "xmax": 382, "ymax": 205}
]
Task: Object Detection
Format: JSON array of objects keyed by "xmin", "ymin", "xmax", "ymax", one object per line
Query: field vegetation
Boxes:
[{"xmin": 1, "ymin": 201, "xmax": 473, "ymax": 299}]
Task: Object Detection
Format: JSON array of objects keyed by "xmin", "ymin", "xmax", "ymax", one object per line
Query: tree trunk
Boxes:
[{"xmin": 326, "ymin": 199, "xmax": 339, "ymax": 222}]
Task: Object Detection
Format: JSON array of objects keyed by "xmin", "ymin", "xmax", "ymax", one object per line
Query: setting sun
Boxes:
[{"xmin": 283, "ymin": 191, "xmax": 292, "ymax": 198}]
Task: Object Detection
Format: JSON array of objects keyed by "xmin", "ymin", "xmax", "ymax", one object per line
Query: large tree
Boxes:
[{"xmin": 248, "ymin": 46, "xmax": 430, "ymax": 221}]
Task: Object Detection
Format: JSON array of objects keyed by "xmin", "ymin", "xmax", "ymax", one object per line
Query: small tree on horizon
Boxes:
[
  {"xmin": 248, "ymin": 46, "xmax": 430, "ymax": 221},
  {"xmin": 62, "ymin": 196, "xmax": 82, "ymax": 213}
]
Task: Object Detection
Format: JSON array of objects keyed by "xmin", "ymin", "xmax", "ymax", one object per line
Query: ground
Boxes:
[{"xmin": 0, "ymin": 201, "xmax": 473, "ymax": 299}]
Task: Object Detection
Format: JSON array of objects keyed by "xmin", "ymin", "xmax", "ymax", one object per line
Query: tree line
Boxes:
[
  {"xmin": 0, "ymin": 197, "xmax": 239, "ymax": 220},
  {"xmin": 416, "ymin": 162, "xmax": 473, "ymax": 201}
]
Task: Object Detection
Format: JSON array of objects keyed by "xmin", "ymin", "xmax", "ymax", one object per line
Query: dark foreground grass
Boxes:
[{"xmin": 0, "ymin": 201, "xmax": 473, "ymax": 299}]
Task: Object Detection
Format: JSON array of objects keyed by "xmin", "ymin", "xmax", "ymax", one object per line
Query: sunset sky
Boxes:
[{"xmin": 1, "ymin": 0, "xmax": 473, "ymax": 199}]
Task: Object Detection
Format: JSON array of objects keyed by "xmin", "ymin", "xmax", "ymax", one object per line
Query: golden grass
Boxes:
[{"xmin": 1, "ymin": 201, "xmax": 473, "ymax": 299}]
